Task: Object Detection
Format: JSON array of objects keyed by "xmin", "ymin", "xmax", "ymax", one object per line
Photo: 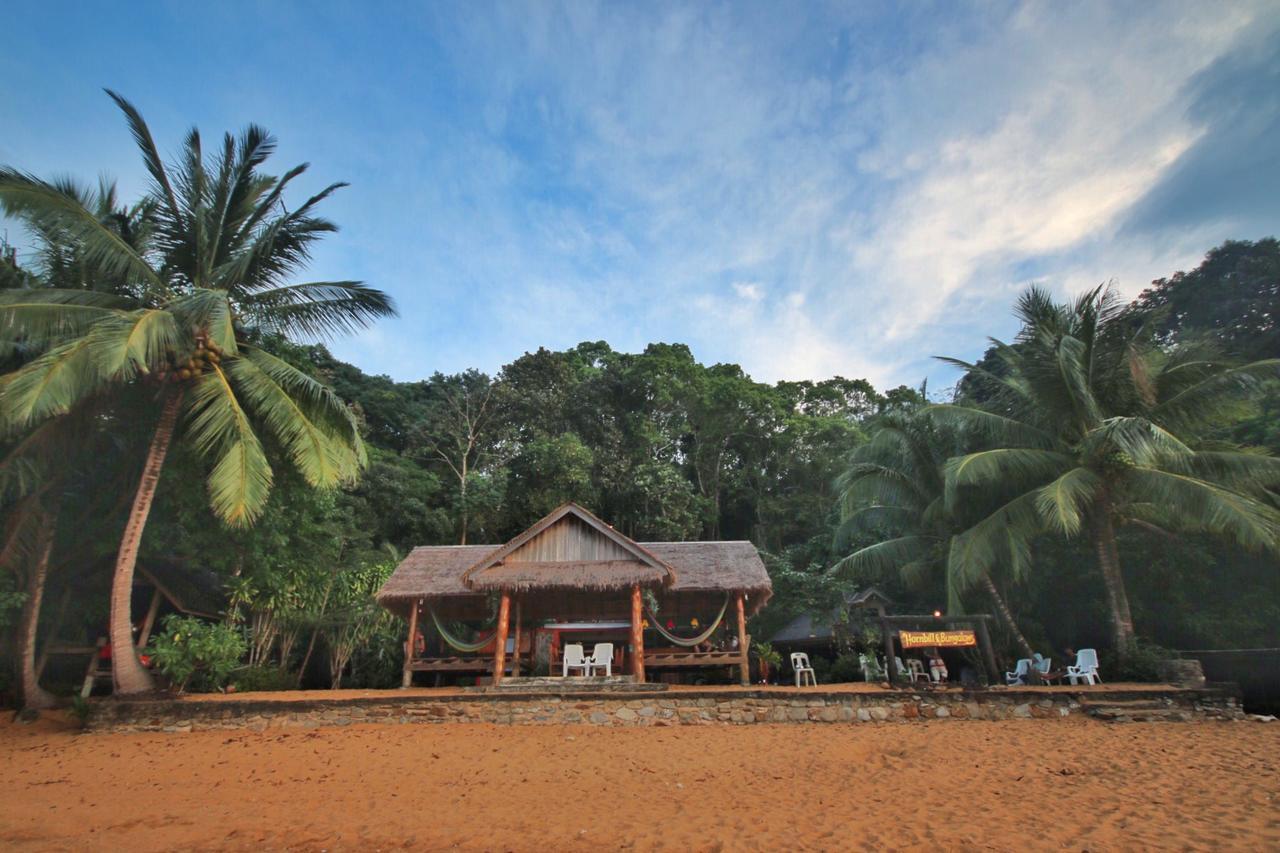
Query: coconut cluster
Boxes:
[{"xmin": 153, "ymin": 335, "xmax": 227, "ymax": 384}]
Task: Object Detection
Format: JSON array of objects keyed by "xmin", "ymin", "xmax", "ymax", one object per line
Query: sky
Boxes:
[{"xmin": 2, "ymin": 1, "xmax": 1277, "ymax": 393}]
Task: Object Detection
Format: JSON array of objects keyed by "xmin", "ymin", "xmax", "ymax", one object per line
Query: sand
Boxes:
[{"xmin": 2, "ymin": 716, "xmax": 1277, "ymax": 851}]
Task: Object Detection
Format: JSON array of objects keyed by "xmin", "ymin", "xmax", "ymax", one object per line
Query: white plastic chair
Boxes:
[
  {"xmin": 1006, "ymin": 658, "xmax": 1032, "ymax": 685},
  {"xmin": 907, "ymin": 658, "xmax": 932, "ymax": 684},
  {"xmin": 563, "ymin": 643, "xmax": 589, "ymax": 677},
  {"xmin": 586, "ymin": 642, "xmax": 614, "ymax": 677},
  {"xmin": 894, "ymin": 656, "xmax": 924, "ymax": 683},
  {"xmin": 1067, "ymin": 648, "xmax": 1101, "ymax": 685},
  {"xmin": 791, "ymin": 652, "xmax": 817, "ymax": 687},
  {"xmin": 1033, "ymin": 654, "xmax": 1053, "ymax": 683}
]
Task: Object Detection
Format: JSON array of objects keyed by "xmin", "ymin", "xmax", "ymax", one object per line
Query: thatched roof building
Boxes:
[{"xmin": 376, "ymin": 503, "xmax": 772, "ymax": 686}]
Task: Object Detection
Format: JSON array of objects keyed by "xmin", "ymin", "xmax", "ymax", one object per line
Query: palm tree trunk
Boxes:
[
  {"xmin": 1092, "ymin": 496, "xmax": 1135, "ymax": 654},
  {"xmin": 19, "ymin": 524, "xmax": 57, "ymax": 711},
  {"xmin": 979, "ymin": 572, "xmax": 1034, "ymax": 661},
  {"xmin": 110, "ymin": 390, "xmax": 183, "ymax": 694}
]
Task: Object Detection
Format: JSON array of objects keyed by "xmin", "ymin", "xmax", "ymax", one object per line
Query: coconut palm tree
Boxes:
[
  {"xmin": 0, "ymin": 91, "xmax": 396, "ymax": 692},
  {"xmin": 832, "ymin": 411, "xmax": 1036, "ymax": 659},
  {"xmin": 932, "ymin": 285, "xmax": 1280, "ymax": 654}
]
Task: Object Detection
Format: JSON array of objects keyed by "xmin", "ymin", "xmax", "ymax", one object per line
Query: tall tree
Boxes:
[
  {"xmin": 833, "ymin": 410, "xmax": 1035, "ymax": 658},
  {"xmin": 0, "ymin": 91, "xmax": 395, "ymax": 692},
  {"xmin": 932, "ymin": 285, "xmax": 1280, "ymax": 653}
]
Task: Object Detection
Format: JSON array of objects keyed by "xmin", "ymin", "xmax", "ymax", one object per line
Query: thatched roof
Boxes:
[
  {"xmin": 377, "ymin": 541, "xmax": 771, "ymax": 599},
  {"xmin": 460, "ymin": 503, "xmax": 676, "ymax": 587},
  {"xmin": 468, "ymin": 560, "xmax": 666, "ymax": 591},
  {"xmin": 375, "ymin": 504, "xmax": 772, "ymax": 616}
]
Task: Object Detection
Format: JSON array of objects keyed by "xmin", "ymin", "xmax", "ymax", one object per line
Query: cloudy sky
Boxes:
[{"xmin": 2, "ymin": 1, "xmax": 1277, "ymax": 391}]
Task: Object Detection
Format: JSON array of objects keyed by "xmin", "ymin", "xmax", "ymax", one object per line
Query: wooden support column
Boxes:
[
  {"xmin": 511, "ymin": 599, "xmax": 523, "ymax": 677},
  {"xmin": 492, "ymin": 591, "xmax": 511, "ymax": 686},
  {"xmin": 974, "ymin": 619, "xmax": 999, "ymax": 686},
  {"xmin": 135, "ymin": 588, "xmax": 163, "ymax": 649},
  {"xmin": 630, "ymin": 584, "xmax": 645, "ymax": 683},
  {"xmin": 401, "ymin": 599, "xmax": 420, "ymax": 688},
  {"xmin": 881, "ymin": 617, "xmax": 898, "ymax": 685},
  {"xmin": 735, "ymin": 592, "xmax": 749, "ymax": 685}
]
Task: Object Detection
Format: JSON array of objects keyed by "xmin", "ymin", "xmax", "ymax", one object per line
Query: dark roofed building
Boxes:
[{"xmin": 377, "ymin": 503, "xmax": 772, "ymax": 686}]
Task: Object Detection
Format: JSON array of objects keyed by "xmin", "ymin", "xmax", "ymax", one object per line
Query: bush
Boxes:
[
  {"xmin": 230, "ymin": 664, "xmax": 297, "ymax": 693},
  {"xmin": 1107, "ymin": 638, "xmax": 1172, "ymax": 683},
  {"xmin": 147, "ymin": 615, "xmax": 246, "ymax": 692},
  {"xmin": 828, "ymin": 653, "xmax": 864, "ymax": 684}
]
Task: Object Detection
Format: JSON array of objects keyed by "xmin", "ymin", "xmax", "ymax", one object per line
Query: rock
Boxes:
[
  {"xmin": 934, "ymin": 707, "xmax": 950, "ymax": 718},
  {"xmin": 1012, "ymin": 703, "xmax": 1033, "ymax": 718},
  {"xmin": 615, "ymin": 708, "xmax": 637, "ymax": 721},
  {"xmin": 869, "ymin": 707, "xmax": 889, "ymax": 721},
  {"xmin": 856, "ymin": 708, "xmax": 872, "ymax": 722},
  {"xmin": 589, "ymin": 711, "xmax": 610, "ymax": 724}
]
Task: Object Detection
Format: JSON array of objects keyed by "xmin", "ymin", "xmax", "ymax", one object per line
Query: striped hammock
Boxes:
[
  {"xmin": 643, "ymin": 595, "xmax": 730, "ymax": 647},
  {"xmin": 429, "ymin": 606, "xmax": 498, "ymax": 654}
]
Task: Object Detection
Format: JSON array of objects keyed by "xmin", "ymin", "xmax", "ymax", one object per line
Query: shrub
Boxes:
[
  {"xmin": 230, "ymin": 664, "xmax": 297, "ymax": 693},
  {"xmin": 828, "ymin": 653, "xmax": 864, "ymax": 684},
  {"xmin": 1107, "ymin": 638, "xmax": 1172, "ymax": 683},
  {"xmin": 147, "ymin": 615, "xmax": 246, "ymax": 692}
]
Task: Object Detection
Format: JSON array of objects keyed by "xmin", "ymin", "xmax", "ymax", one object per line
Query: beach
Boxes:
[{"xmin": 2, "ymin": 715, "xmax": 1276, "ymax": 851}]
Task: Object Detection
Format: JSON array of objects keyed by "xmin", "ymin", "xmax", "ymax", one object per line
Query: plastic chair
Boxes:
[
  {"xmin": 859, "ymin": 654, "xmax": 883, "ymax": 682},
  {"xmin": 1033, "ymin": 654, "xmax": 1054, "ymax": 683},
  {"xmin": 791, "ymin": 652, "xmax": 817, "ymax": 687},
  {"xmin": 586, "ymin": 642, "xmax": 614, "ymax": 677},
  {"xmin": 1067, "ymin": 648, "xmax": 1101, "ymax": 685},
  {"xmin": 1006, "ymin": 658, "xmax": 1032, "ymax": 685},
  {"xmin": 563, "ymin": 644, "xmax": 589, "ymax": 677},
  {"xmin": 907, "ymin": 658, "xmax": 931, "ymax": 684}
]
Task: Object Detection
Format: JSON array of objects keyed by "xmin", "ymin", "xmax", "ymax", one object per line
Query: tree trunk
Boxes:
[
  {"xmin": 296, "ymin": 578, "xmax": 333, "ymax": 688},
  {"xmin": 110, "ymin": 390, "xmax": 183, "ymax": 694},
  {"xmin": 979, "ymin": 572, "xmax": 1034, "ymax": 661},
  {"xmin": 19, "ymin": 524, "xmax": 57, "ymax": 711},
  {"xmin": 1093, "ymin": 497, "xmax": 1136, "ymax": 654}
]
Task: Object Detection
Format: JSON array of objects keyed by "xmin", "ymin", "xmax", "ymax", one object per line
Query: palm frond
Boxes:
[
  {"xmin": 830, "ymin": 535, "xmax": 929, "ymax": 581},
  {"xmin": 1124, "ymin": 467, "xmax": 1280, "ymax": 553},
  {"xmin": 1035, "ymin": 467, "xmax": 1102, "ymax": 535},
  {"xmin": 947, "ymin": 491, "xmax": 1042, "ymax": 592},
  {"xmin": 183, "ymin": 367, "xmax": 273, "ymax": 526},
  {"xmin": 226, "ymin": 355, "xmax": 361, "ymax": 488},
  {"xmin": 0, "ymin": 168, "xmax": 163, "ymax": 291},
  {"xmin": 0, "ymin": 337, "xmax": 103, "ymax": 434},
  {"xmin": 944, "ymin": 448, "xmax": 1072, "ymax": 508},
  {"xmin": 924, "ymin": 404, "xmax": 1056, "ymax": 450},
  {"xmin": 1152, "ymin": 359, "xmax": 1280, "ymax": 435},
  {"xmin": 238, "ymin": 281, "xmax": 397, "ymax": 339}
]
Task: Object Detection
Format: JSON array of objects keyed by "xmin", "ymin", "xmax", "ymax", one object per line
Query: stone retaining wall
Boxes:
[{"xmin": 87, "ymin": 686, "xmax": 1242, "ymax": 733}]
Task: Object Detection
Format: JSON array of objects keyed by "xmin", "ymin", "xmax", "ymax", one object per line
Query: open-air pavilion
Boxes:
[{"xmin": 376, "ymin": 503, "xmax": 772, "ymax": 686}]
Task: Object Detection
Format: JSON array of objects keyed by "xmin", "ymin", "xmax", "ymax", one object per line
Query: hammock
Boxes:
[
  {"xmin": 643, "ymin": 595, "xmax": 730, "ymax": 647},
  {"xmin": 429, "ymin": 606, "xmax": 498, "ymax": 654}
]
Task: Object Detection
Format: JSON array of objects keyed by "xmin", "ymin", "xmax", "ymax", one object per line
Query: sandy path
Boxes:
[{"xmin": 2, "ymin": 717, "xmax": 1277, "ymax": 851}]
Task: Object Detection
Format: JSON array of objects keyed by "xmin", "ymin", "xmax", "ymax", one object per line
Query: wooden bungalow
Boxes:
[{"xmin": 376, "ymin": 503, "xmax": 772, "ymax": 686}]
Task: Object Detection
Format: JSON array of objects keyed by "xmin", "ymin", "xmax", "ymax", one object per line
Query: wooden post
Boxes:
[
  {"xmin": 630, "ymin": 585, "xmax": 645, "ymax": 682},
  {"xmin": 974, "ymin": 619, "xmax": 999, "ymax": 686},
  {"xmin": 735, "ymin": 592, "xmax": 749, "ymax": 686},
  {"xmin": 401, "ymin": 599, "xmax": 420, "ymax": 688},
  {"xmin": 135, "ymin": 588, "xmax": 163, "ymax": 649},
  {"xmin": 492, "ymin": 591, "xmax": 511, "ymax": 686},
  {"xmin": 511, "ymin": 599, "xmax": 523, "ymax": 678},
  {"xmin": 881, "ymin": 617, "xmax": 898, "ymax": 685}
]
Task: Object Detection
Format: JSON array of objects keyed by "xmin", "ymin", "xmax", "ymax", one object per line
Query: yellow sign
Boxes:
[{"xmin": 899, "ymin": 629, "xmax": 977, "ymax": 649}]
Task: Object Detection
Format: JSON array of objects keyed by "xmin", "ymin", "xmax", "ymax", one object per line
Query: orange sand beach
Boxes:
[{"xmin": 2, "ymin": 715, "xmax": 1277, "ymax": 851}]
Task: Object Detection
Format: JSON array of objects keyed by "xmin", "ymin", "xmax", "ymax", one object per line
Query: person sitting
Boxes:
[{"xmin": 927, "ymin": 649, "xmax": 948, "ymax": 683}]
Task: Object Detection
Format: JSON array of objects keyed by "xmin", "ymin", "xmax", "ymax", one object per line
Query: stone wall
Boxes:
[{"xmin": 87, "ymin": 686, "xmax": 1243, "ymax": 733}]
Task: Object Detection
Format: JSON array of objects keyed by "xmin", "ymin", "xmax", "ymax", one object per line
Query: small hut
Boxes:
[{"xmin": 376, "ymin": 503, "xmax": 772, "ymax": 686}]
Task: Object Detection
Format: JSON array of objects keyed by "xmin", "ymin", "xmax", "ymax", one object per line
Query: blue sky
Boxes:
[{"xmin": 3, "ymin": 1, "xmax": 1277, "ymax": 392}]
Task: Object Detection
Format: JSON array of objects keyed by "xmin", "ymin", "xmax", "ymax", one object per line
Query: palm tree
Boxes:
[
  {"xmin": 832, "ymin": 411, "xmax": 1036, "ymax": 659},
  {"xmin": 932, "ymin": 285, "xmax": 1280, "ymax": 654},
  {"xmin": 0, "ymin": 91, "xmax": 396, "ymax": 692}
]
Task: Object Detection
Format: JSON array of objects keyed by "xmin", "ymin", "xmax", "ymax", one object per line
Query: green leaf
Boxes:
[{"xmin": 183, "ymin": 365, "xmax": 273, "ymax": 526}]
